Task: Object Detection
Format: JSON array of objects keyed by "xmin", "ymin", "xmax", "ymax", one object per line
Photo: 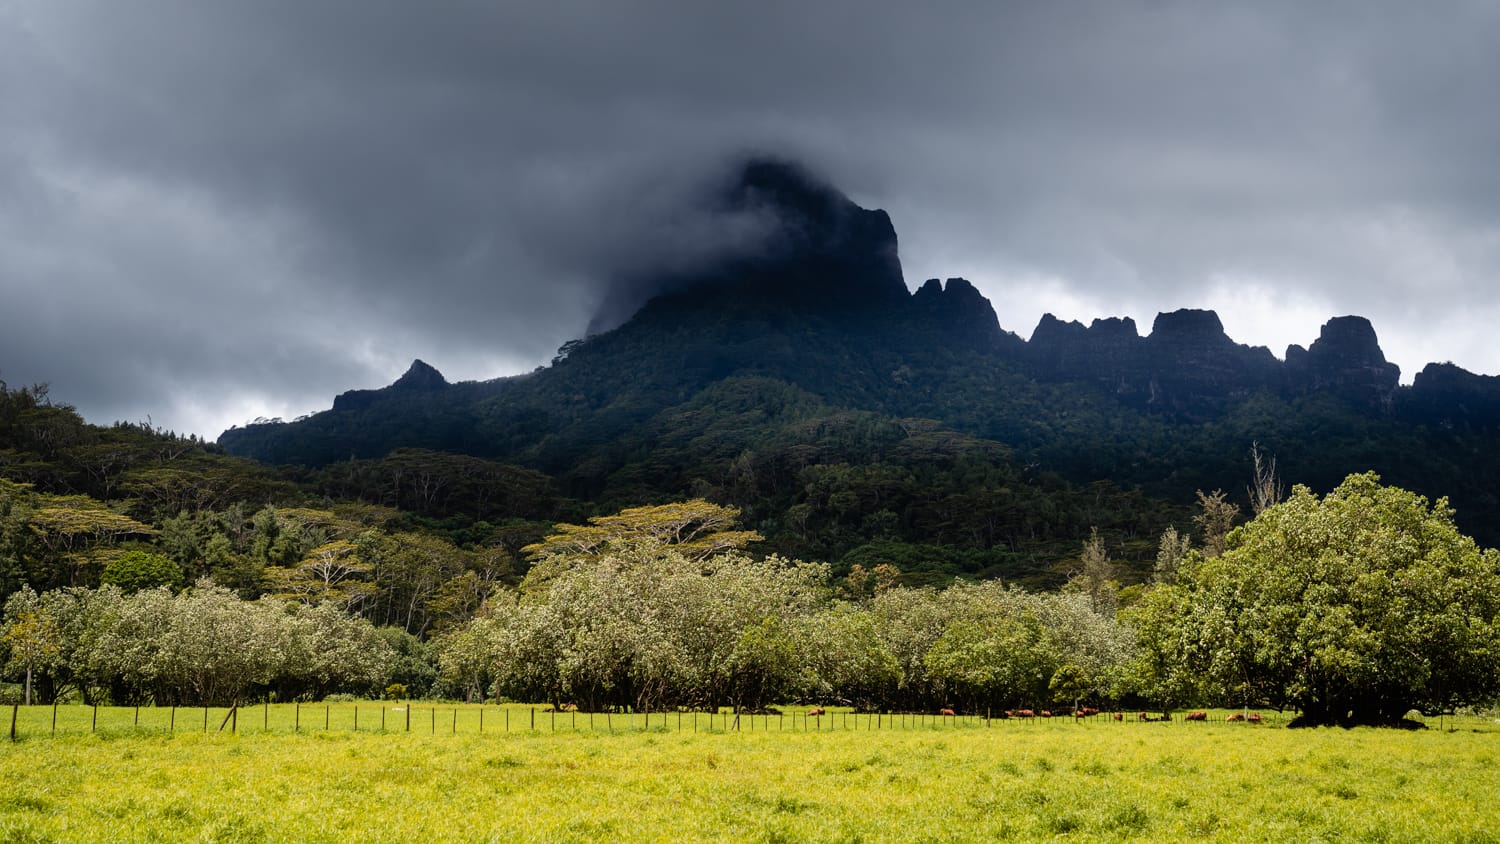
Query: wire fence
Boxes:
[{"xmin": 5, "ymin": 703, "xmax": 1320, "ymax": 741}]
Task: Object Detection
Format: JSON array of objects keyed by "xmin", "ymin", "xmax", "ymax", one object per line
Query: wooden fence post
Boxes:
[
  {"xmin": 94, "ymin": 705, "xmax": 99, "ymax": 733},
  {"xmin": 8, "ymin": 704, "xmax": 16, "ymax": 741},
  {"xmin": 295, "ymin": 702, "xmax": 300, "ymax": 732}
]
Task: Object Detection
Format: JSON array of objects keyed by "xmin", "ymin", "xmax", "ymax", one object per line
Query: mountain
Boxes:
[{"xmin": 219, "ymin": 158, "xmax": 1500, "ymax": 552}]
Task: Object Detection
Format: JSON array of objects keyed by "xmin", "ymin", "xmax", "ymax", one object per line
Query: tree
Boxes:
[
  {"xmin": 1139, "ymin": 473, "xmax": 1500, "ymax": 727},
  {"xmin": 1193, "ymin": 489, "xmax": 1238, "ymax": 558},
  {"xmin": 1065, "ymin": 527, "xmax": 1119, "ymax": 615},
  {"xmin": 100, "ymin": 550, "xmax": 183, "ymax": 593},
  {"xmin": 1, "ymin": 586, "xmax": 60, "ymax": 704},
  {"xmin": 264, "ymin": 540, "xmax": 376, "ymax": 611},
  {"xmin": 1246, "ymin": 442, "xmax": 1283, "ymax": 516},
  {"xmin": 520, "ymin": 500, "xmax": 762, "ymax": 591},
  {"xmin": 1152, "ymin": 526, "xmax": 1192, "ymax": 585}
]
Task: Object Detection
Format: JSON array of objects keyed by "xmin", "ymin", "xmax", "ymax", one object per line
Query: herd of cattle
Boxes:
[{"xmin": 797, "ymin": 706, "xmax": 1264, "ymax": 723}]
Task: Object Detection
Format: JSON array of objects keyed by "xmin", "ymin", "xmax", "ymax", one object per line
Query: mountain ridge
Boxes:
[{"xmin": 217, "ymin": 158, "xmax": 1500, "ymax": 546}]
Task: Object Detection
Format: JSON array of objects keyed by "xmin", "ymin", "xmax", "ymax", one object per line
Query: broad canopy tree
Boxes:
[{"xmin": 1133, "ymin": 473, "xmax": 1500, "ymax": 726}]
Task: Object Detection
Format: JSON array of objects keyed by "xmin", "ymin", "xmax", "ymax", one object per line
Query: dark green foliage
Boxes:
[
  {"xmin": 1130, "ymin": 473, "xmax": 1500, "ymax": 724},
  {"xmin": 100, "ymin": 550, "xmax": 183, "ymax": 593}
]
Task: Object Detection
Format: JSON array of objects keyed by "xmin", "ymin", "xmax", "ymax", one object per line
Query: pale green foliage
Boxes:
[
  {"xmin": 868, "ymin": 582, "xmax": 1134, "ymax": 711},
  {"xmin": 458, "ymin": 546, "xmax": 827, "ymax": 711},
  {"xmin": 277, "ymin": 601, "xmax": 396, "ymax": 700},
  {"xmin": 1192, "ymin": 489, "xmax": 1239, "ymax": 558},
  {"xmin": 1152, "ymin": 526, "xmax": 1193, "ymax": 585},
  {"xmin": 2, "ymin": 579, "xmax": 396, "ymax": 705},
  {"xmin": 800, "ymin": 604, "xmax": 901, "ymax": 708}
]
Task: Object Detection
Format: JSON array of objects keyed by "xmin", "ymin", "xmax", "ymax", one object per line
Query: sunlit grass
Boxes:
[{"xmin": 2, "ymin": 705, "xmax": 1497, "ymax": 842}]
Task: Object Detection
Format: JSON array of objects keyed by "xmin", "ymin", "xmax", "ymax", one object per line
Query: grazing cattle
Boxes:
[
  {"xmin": 1113, "ymin": 712, "xmax": 1123, "ymax": 721},
  {"xmin": 1247, "ymin": 713, "xmax": 1263, "ymax": 723},
  {"xmin": 1039, "ymin": 710, "xmax": 1053, "ymax": 718},
  {"xmin": 1226, "ymin": 713, "xmax": 1245, "ymax": 722},
  {"xmin": 807, "ymin": 707, "xmax": 826, "ymax": 716},
  {"xmin": 1014, "ymin": 709, "xmax": 1035, "ymax": 718},
  {"xmin": 1075, "ymin": 707, "xmax": 1100, "ymax": 719},
  {"xmin": 939, "ymin": 708, "xmax": 956, "ymax": 717},
  {"xmin": 1185, "ymin": 711, "xmax": 1208, "ymax": 721}
]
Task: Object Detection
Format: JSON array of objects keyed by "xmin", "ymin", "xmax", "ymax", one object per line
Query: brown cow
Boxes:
[
  {"xmin": 807, "ymin": 707, "xmax": 826, "ymax": 716},
  {"xmin": 1113, "ymin": 712, "xmax": 1124, "ymax": 721},
  {"xmin": 1075, "ymin": 707, "xmax": 1100, "ymax": 719},
  {"xmin": 939, "ymin": 708, "xmax": 956, "ymax": 717},
  {"xmin": 1014, "ymin": 709, "xmax": 1035, "ymax": 718},
  {"xmin": 1247, "ymin": 713, "xmax": 1263, "ymax": 723},
  {"xmin": 1185, "ymin": 711, "xmax": 1208, "ymax": 721},
  {"xmin": 1039, "ymin": 710, "xmax": 1053, "ymax": 718},
  {"xmin": 1226, "ymin": 713, "xmax": 1245, "ymax": 722}
]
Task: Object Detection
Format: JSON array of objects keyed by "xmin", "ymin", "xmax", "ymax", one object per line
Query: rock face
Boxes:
[
  {"xmin": 391, "ymin": 359, "xmax": 449, "ymax": 392},
  {"xmin": 333, "ymin": 359, "xmax": 449, "ymax": 412},
  {"xmin": 1026, "ymin": 309, "xmax": 1282, "ymax": 418},
  {"xmin": 911, "ymin": 277, "xmax": 1024, "ymax": 354},
  {"xmin": 1027, "ymin": 314, "xmax": 1148, "ymax": 398},
  {"xmin": 1406, "ymin": 363, "xmax": 1500, "ymax": 429},
  {"xmin": 1285, "ymin": 317, "xmax": 1400, "ymax": 410},
  {"xmin": 1142, "ymin": 310, "xmax": 1281, "ymax": 418}
]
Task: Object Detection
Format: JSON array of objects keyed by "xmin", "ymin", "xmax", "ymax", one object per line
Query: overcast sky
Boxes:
[{"xmin": 3, "ymin": 1, "xmax": 1499, "ymax": 439}]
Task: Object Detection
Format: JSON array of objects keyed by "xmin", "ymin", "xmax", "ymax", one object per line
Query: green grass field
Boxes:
[{"xmin": 2, "ymin": 705, "xmax": 1497, "ymax": 842}]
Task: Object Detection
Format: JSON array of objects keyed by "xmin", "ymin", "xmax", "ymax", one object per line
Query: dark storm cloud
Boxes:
[{"xmin": 2, "ymin": 1, "xmax": 1499, "ymax": 436}]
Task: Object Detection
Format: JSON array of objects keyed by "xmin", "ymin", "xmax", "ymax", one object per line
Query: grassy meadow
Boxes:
[{"xmin": 2, "ymin": 705, "xmax": 1498, "ymax": 842}]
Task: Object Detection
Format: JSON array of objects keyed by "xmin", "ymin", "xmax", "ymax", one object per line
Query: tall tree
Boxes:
[{"xmin": 1136, "ymin": 473, "xmax": 1500, "ymax": 726}]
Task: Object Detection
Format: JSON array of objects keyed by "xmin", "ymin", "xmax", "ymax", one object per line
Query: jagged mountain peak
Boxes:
[
  {"xmin": 586, "ymin": 157, "xmax": 906, "ymax": 335},
  {"xmin": 392, "ymin": 359, "xmax": 448, "ymax": 391}
]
